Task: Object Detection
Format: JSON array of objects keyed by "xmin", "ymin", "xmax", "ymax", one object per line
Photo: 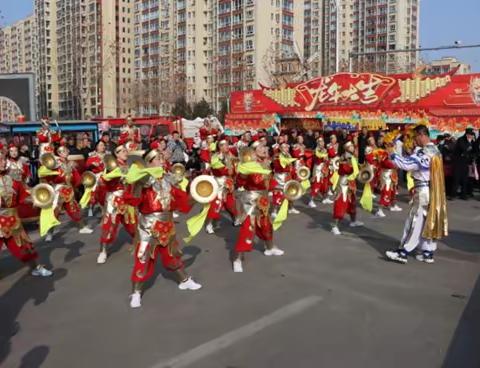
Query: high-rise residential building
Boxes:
[
  {"xmin": 134, "ymin": 0, "xmax": 305, "ymax": 113},
  {"xmin": 423, "ymin": 57, "xmax": 472, "ymax": 76},
  {"xmin": 35, "ymin": 0, "xmax": 134, "ymax": 119},
  {"xmin": 0, "ymin": 15, "xmax": 38, "ymax": 121},
  {"xmin": 35, "ymin": 0, "xmax": 59, "ymax": 118},
  {"xmin": 321, "ymin": 0, "xmax": 419, "ymax": 75},
  {"xmin": 303, "ymin": 0, "xmax": 323, "ymax": 78}
]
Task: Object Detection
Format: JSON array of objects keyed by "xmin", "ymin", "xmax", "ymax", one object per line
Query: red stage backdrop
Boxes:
[{"xmin": 226, "ymin": 71, "xmax": 480, "ymax": 134}]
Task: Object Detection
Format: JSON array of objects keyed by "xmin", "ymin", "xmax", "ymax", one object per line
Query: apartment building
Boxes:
[
  {"xmin": 134, "ymin": 0, "xmax": 305, "ymax": 113},
  {"xmin": 423, "ymin": 57, "xmax": 472, "ymax": 76},
  {"xmin": 322, "ymin": 0, "xmax": 419, "ymax": 75},
  {"xmin": 0, "ymin": 15, "xmax": 38, "ymax": 121},
  {"xmin": 303, "ymin": 0, "xmax": 323, "ymax": 78},
  {"xmin": 34, "ymin": 0, "xmax": 134, "ymax": 119}
]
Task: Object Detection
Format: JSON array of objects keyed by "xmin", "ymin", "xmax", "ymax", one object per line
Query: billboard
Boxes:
[{"xmin": 0, "ymin": 73, "xmax": 36, "ymax": 121}]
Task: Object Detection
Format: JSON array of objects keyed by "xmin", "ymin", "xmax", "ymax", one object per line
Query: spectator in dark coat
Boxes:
[
  {"xmin": 452, "ymin": 128, "xmax": 476, "ymax": 199},
  {"xmin": 304, "ymin": 129, "xmax": 316, "ymax": 150},
  {"xmin": 357, "ymin": 127, "xmax": 369, "ymax": 164}
]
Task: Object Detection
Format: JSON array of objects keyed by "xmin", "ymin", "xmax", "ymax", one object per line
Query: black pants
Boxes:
[{"xmin": 452, "ymin": 164, "xmax": 469, "ymax": 198}]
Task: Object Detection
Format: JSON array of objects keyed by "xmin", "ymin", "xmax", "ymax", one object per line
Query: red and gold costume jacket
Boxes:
[
  {"xmin": 41, "ymin": 158, "xmax": 81, "ymax": 206},
  {"xmin": 37, "ymin": 127, "xmax": 62, "ymax": 155},
  {"xmin": 119, "ymin": 124, "xmax": 141, "ymax": 151},
  {"xmin": 333, "ymin": 153, "xmax": 359, "ymax": 220},
  {"xmin": 85, "ymin": 152, "xmax": 106, "ymax": 205},
  {"xmin": 0, "ymin": 175, "xmax": 32, "ymax": 246},
  {"xmin": 135, "ymin": 176, "xmax": 190, "ymax": 261},
  {"xmin": 6, "ymin": 157, "xmax": 31, "ymax": 183},
  {"xmin": 311, "ymin": 148, "xmax": 330, "ymax": 196},
  {"xmin": 378, "ymin": 158, "xmax": 398, "ymax": 207},
  {"xmin": 199, "ymin": 127, "xmax": 219, "ymax": 140},
  {"xmin": 101, "ymin": 160, "xmax": 138, "ymax": 226}
]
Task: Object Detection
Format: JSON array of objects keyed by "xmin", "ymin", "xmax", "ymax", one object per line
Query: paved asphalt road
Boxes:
[{"xmin": 1, "ymin": 193, "xmax": 480, "ymax": 368}]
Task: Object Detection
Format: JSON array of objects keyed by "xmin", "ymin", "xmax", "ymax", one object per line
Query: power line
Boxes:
[{"xmin": 349, "ymin": 43, "xmax": 480, "ymax": 58}]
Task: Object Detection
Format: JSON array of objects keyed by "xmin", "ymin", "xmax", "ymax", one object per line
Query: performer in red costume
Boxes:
[
  {"xmin": 84, "ymin": 140, "xmax": 107, "ymax": 217},
  {"xmin": 331, "ymin": 141, "xmax": 364, "ymax": 235},
  {"xmin": 6, "ymin": 144, "xmax": 31, "ymax": 184},
  {"xmin": 308, "ymin": 137, "xmax": 330, "ymax": 207},
  {"xmin": 118, "ymin": 116, "xmax": 141, "ymax": 152},
  {"xmin": 37, "ymin": 119, "xmax": 62, "ymax": 155},
  {"xmin": 233, "ymin": 142, "xmax": 284, "ymax": 273},
  {"xmin": 205, "ymin": 139, "xmax": 239, "ymax": 234},
  {"xmin": 96, "ymin": 145, "xmax": 137, "ymax": 264},
  {"xmin": 128, "ymin": 149, "xmax": 202, "ymax": 308},
  {"xmin": 39, "ymin": 145, "xmax": 93, "ymax": 242},
  {"xmin": 272, "ymin": 143, "xmax": 298, "ymax": 216},
  {"xmin": 0, "ymin": 153, "xmax": 52, "ymax": 276},
  {"xmin": 199, "ymin": 118, "xmax": 219, "ymax": 140},
  {"xmin": 373, "ymin": 158, "xmax": 402, "ymax": 217}
]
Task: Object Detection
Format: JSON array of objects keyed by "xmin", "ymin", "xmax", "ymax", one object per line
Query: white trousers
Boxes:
[{"xmin": 400, "ymin": 186, "xmax": 437, "ymax": 253}]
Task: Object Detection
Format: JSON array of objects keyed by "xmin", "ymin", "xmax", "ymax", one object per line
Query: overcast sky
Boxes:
[{"xmin": 0, "ymin": 0, "xmax": 479, "ymax": 71}]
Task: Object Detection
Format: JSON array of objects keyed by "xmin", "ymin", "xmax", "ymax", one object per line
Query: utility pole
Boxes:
[{"xmin": 348, "ymin": 43, "xmax": 480, "ymax": 73}]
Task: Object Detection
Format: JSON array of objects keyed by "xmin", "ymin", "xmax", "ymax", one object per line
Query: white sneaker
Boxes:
[
  {"xmin": 97, "ymin": 251, "xmax": 107, "ymax": 264},
  {"xmin": 270, "ymin": 247, "xmax": 285, "ymax": 256},
  {"xmin": 233, "ymin": 258, "xmax": 243, "ymax": 273},
  {"xmin": 288, "ymin": 207, "xmax": 300, "ymax": 215},
  {"xmin": 79, "ymin": 226, "xmax": 94, "ymax": 234},
  {"xmin": 308, "ymin": 199, "xmax": 317, "ymax": 208},
  {"xmin": 178, "ymin": 277, "xmax": 202, "ymax": 291},
  {"xmin": 205, "ymin": 223, "xmax": 215, "ymax": 234},
  {"xmin": 45, "ymin": 233, "xmax": 53, "ymax": 242},
  {"xmin": 129, "ymin": 292, "xmax": 142, "ymax": 308},
  {"xmin": 331, "ymin": 226, "xmax": 341, "ymax": 235},
  {"xmin": 88, "ymin": 208, "xmax": 94, "ymax": 217},
  {"xmin": 349, "ymin": 221, "xmax": 364, "ymax": 227},
  {"xmin": 374, "ymin": 209, "xmax": 386, "ymax": 218},
  {"xmin": 233, "ymin": 218, "xmax": 243, "ymax": 227},
  {"xmin": 386, "ymin": 250, "xmax": 408, "ymax": 264},
  {"xmin": 416, "ymin": 252, "xmax": 435, "ymax": 264},
  {"xmin": 322, "ymin": 198, "xmax": 333, "ymax": 204},
  {"xmin": 31, "ymin": 265, "xmax": 53, "ymax": 277},
  {"xmin": 264, "ymin": 249, "xmax": 273, "ymax": 256},
  {"xmin": 173, "ymin": 212, "xmax": 180, "ymax": 219},
  {"xmin": 390, "ymin": 205, "xmax": 402, "ymax": 212}
]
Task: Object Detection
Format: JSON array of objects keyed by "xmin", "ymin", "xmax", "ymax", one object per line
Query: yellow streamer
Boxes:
[
  {"xmin": 40, "ymin": 206, "xmax": 60, "ymax": 237},
  {"xmin": 347, "ymin": 156, "xmax": 359, "ymax": 181},
  {"xmin": 79, "ymin": 187, "xmax": 93, "ymax": 209},
  {"xmin": 273, "ymin": 199, "xmax": 289, "ymax": 231},
  {"xmin": 301, "ymin": 179, "xmax": 311, "ymax": 191},
  {"xmin": 406, "ymin": 172, "xmax": 414, "ymax": 191},
  {"xmin": 179, "ymin": 178, "xmax": 189, "ymax": 192},
  {"xmin": 210, "ymin": 154, "xmax": 225, "ymax": 170},
  {"xmin": 102, "ymin": 167, "xmax": 123, "ymax": 181},
  {"xmin": 330, "ymin": 171, "xmax": 339, "ymax": 189},
  {"xmin": 38, "ymin": 166, "xmax": 59, "ymax": 178},
  {"xmin": 237, "ymin": 162, "xmax": 271, "ymax": 175},
  {"xmin": 279, "ymin": 154, "xmax": 297, "ymax": 168},
  {"xmin": 360, "ymin": 182, "xmax": 373, "ymax": 212},
  {"xmin": 184, "ymin": 204, "xmax": 211, "ymax": 243}
]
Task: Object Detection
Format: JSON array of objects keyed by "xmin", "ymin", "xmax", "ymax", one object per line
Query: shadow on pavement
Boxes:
[
  {"xmin": 442, "ymin": 275, "xmax": 480, "ymax": 368},
  {"xmin": 0, "ymin": 268, "xmax": 67, "ymax": 366},
  {"xmin": 143, "ymin": 245, "xmax": 202, "ymax": 295},
  {"xmin": 352, "ymin": 224, "xmax": 399, "ymax": 256},
  {"xmin": 441, "ymin": 230, "xmax": 480, "ymax": 253},
  {"xmin": 19, "ymin": 345, "xmax": 50, "ymax": 368}
]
